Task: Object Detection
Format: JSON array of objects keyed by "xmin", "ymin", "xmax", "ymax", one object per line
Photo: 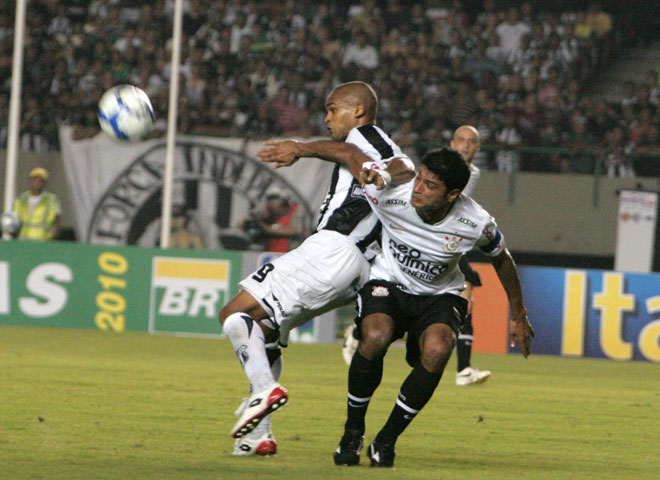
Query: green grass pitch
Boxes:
[{"xmin": 1, "ymin": 326, "xmax": 658, "ymax": 480}]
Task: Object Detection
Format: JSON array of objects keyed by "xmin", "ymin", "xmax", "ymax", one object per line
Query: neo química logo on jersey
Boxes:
[{"xmin": 149, "ymin": 256, "xmax": 230, "ymax": 336}]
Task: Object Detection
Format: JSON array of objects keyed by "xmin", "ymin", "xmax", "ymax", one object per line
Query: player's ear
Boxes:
[
  {"xmin": 447, "ymin": 189, "xmax": 462, "ymax": 201},
  {"xmin": 355, "ymin": 103, "xmax": 365, "ymax": 118}
]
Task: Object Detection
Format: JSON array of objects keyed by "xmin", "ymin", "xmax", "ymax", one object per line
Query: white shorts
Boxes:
[{"xmin": 239, "ymin": 230, "xmax": 370, "ymax": 334}]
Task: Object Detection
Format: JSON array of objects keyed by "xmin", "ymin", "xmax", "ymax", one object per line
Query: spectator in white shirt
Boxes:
[
  {"xmin": 342, "ymin": 32, "xmax": 379, "ymax": 70},
  {"xmin": 495, "ymin": 7, "xmax": 530, "ymax": 60},
  {"xmin": 230, "ymin": 11, "xmax": 253, "ymax": 54},
  {"xmin": 495, "ymin": 110, "xmax": 523, "ymax": 172}
]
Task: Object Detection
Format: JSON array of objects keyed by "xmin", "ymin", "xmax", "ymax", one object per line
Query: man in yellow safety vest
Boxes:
[{"xmin": 13, "ymin": 167, "xmax": 61, "ymax": 240}]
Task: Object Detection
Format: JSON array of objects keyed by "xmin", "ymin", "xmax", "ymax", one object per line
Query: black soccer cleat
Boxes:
[
  {"xmin": 333, "ymin": 428, "xmax": 364, "ymax": 466},
  {"xmin": 367, "ymin": 439, "xmax": 396, "ymax": 467}
]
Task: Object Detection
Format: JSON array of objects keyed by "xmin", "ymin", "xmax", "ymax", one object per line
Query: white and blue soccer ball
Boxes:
[
  {"xmin": 98, "ymin": 85, "xmax": 154, "ymax": 142},
  {"xmin": 1, "ymin": 211, "xmax": 21, "ymax": 235}
]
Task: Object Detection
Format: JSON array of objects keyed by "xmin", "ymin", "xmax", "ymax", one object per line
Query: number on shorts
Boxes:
[{"xmin": 252, "ymin": 263, "xmax": 274, "ymax": 282}]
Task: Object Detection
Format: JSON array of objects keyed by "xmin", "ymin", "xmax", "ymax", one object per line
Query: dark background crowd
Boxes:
[{"xmin": 0, "ymin": 0, "xmax": 659, "ymax": 177}]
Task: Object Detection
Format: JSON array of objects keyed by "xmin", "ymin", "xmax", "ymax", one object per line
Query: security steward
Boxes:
[{"xmin": 13, "ymin": 167, "xmax": 61, "ymax": 240}]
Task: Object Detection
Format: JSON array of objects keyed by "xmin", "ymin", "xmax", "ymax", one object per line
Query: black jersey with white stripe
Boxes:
[{"xmin": 316, "ymin": 125, "xmax": 410, "ymax": 251}]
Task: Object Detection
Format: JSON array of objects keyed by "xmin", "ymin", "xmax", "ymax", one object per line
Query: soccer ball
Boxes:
[
  {"xmin": 1, "ymin": 211, "xmax": 21, "ymax": 235},
  {"xmin": 98, "ymin": 85, "xmax": 155, "ymax": 142}
]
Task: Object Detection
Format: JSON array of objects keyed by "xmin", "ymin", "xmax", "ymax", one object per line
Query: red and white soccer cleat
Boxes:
[
  {"xmin": 230, "ymin": 383, "xmax": 288, "ymax": 438},
  {"xmin": 232, "ymin": 431, "xmax": 278, "ymax": 456}
]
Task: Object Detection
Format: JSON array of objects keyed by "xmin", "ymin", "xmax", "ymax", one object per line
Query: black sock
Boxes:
[
  {"xmin": 265, "ymin": 343, "xmax": 281, "ymax": 367},
  {"xmin": 457, "ymin": 313, "xmax": 473, "ymax": 372},
  {"xmin": 345, "ymin": 350, "xmax": 383, "ymax": 434},
  {"xmin": 375, "ymin": 364, "xmax": 442, "ymax": 444}
]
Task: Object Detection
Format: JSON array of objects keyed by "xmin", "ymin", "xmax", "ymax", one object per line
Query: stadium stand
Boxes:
[{"xmin": 0, "ymin": 0, "xmax": 658, "ymax": 176}]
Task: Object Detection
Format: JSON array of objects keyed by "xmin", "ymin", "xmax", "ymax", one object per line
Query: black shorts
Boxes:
[
  {"xmin": 356, "ymin": 280, "xmax": 468, "ymax": 367},
  {"xmin": 459, "ymin": 256, "xmax": 482, "ymax": 287}
]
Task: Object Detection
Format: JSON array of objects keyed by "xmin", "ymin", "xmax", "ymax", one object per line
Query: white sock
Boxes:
[
  {"xmin": 223, "ymin": 312, "xmax": 274, "ymax": 392},
  {"xmin": 249, "ymin": 342, "xmax": 283, "ymax": 438}
]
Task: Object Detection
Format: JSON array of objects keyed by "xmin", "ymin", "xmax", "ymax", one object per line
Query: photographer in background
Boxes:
[{"xmin": 241, "ymin": 189, "xmax": 304, "ymax": 253}]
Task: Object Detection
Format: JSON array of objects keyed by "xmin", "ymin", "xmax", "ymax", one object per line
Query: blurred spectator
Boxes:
[
  {"xmin": 554, "ymin": 153, "xmax": 574, "ymax": 173},
  {"xmin": 644, "ymin": 69, "xmax": 660, "ymax": 106},
  {"xmin": 565, "ymin": 114, "xmax": 597, "ymax": 174},
  {"xmin": 448, "ymin": 78, "xmax": 479, "ymax": 128},
  {"xmin": 342, "ymin": 31, "xmax": 379, "ymax": 70},
  {"xmin": 603, "ymin": 125, "xmax": 635, "ymax": 177},
  {"xmin": 495, "ymin": 7, "xmax": 530, "ymax": 60},
  {"xmin": 495, "ymin": 110, "xmax": 523, "ymax": 172},
  {"xmin": 229, "ymin": 11, "xmax": 253, "ymax": 54},
  {"xmin": 585, "ymin": 3, "xmax": 612, "ymax": 38},
  {"xmin": 392, "ymin": 119, "xmax": 420, "ymax": 162},
  {"xmin": 269, "ymin": 86, "xmax": 310, "ymax": 137},
  {"xmin": 587, "ymin": 98, "xmax": 616, "ymax": 139}
]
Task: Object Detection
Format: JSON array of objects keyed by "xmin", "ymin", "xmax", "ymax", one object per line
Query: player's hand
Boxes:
[
  {"xmin": 509, "ymin": 313, "xmax": 534, "ymax": 358},
  {"xmin": 359, "ymin": 168, "xmax": 389, "ymax": 190},
  {"xmin": 257, "ymin": 140, "xmax": 300, "ymax": 169}
]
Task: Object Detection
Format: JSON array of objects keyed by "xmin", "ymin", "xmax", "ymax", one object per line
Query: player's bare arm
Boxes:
[
  {"xmin": 488, "ymin": 247, "xmax": 535, "ymax": 357},
  {"xmin": 358, "ymin": 160, "xmax": 415, "ymax": 189},
  {"xmin": 258, "ymin": 140, "xmax": 414, "ymax": 189},
  {"xmin": 258, "ymin": 140, "xmax": 367, "ymax": 175}
]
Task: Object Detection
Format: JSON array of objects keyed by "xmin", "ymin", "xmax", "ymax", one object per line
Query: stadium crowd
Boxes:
[{"xmin": 0, "ymin": 0, "xmax": 659, "ymax": 176}]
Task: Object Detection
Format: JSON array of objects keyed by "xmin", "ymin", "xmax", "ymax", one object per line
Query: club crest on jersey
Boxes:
[
  {"xmin": 443, "ymin": 235, "xmax": 464, "ymax": 253},
  {"xmin": 372, "ymin": 286, "xmax": 389, "ymax": 297}
]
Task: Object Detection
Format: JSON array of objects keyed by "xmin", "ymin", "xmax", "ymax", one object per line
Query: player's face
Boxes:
[
  {"xmin": 450, "ymin": 128, "xmax": 480, "ymax": 163},
  {"xmin": 411, "ymin": 165, "xmax": 459, "ymax": 209},
  {"xmin": 325, "ymin": 93, "xmax": 359, "ymax": 141}
]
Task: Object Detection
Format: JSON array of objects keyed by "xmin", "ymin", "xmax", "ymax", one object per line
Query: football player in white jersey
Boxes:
[
  {"xmin": 261, "ymin": 146, "xmax": 534, "ymax": 467},
  {"xmin": 220, "ymin": 81, "xmax": 414, "ymax": 456},
  {"xmin": 339, "ymin": 125, "xmax": 492, "ymax": 385}
]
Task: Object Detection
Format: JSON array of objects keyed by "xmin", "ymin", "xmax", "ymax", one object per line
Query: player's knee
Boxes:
[
  {"xmin": 420, "ymin": 345, "xmax": 453, "ymax": 373},
  {"xmin": 219, "ymin": 291, "xmax": 263, "ymax": 325},
  {"xmin": 222, "ymin": 312, "xmax": 245, "ymax": 335},
  {"xmin": 219, "ymin": 303, "xmax": 237, "ymax": 325},
  {"xmin": 419, "ymin": 328, "xmax": 455, "ymax": 372},
  {"xmin": 422, "ymin": 339, "xmax": 454, "ymax": 361},
  {"xmin": 359, "ymin": 325, "xmax": 393, "ymax": 357}
]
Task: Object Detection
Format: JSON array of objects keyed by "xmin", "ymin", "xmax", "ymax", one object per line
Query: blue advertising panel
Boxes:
[{"xmin": 517, "ymin": 266, "xmax": 660, "ymax": 362}]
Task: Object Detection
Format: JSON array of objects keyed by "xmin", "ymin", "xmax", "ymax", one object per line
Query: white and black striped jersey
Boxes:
[
  {"xmin": 362, "ymin": 178, "xmax": 505, "ymax": 296},
  {"xmin": 315, "ymin": 125, "xmax": 411, "ymax": 252}
]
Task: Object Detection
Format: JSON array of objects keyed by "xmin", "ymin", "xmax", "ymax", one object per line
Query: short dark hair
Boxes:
[{"xmin": 421, "ymin": 147, "xmax": 470, "ymax": 192}]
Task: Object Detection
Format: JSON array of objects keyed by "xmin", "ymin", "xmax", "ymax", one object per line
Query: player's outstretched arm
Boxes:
[
  {"xmin": 257, "ymin": 140, "xmax": 366, "ymax": 174},
  {"xmin": 257, "ymin": 140, "xmax": 414, "ymax": 188},
  {"xmin": 488, "ymin": 247, "xmax": 535, "ymax": 358}
]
